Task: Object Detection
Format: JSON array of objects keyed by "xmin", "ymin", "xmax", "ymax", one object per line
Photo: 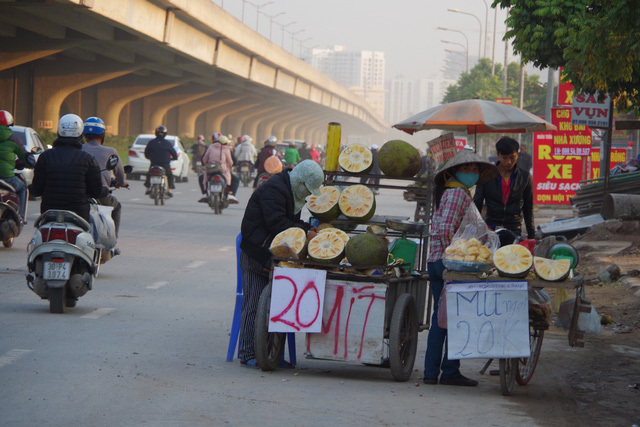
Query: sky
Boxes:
[{"xmin": 213, "ymin": 0, "xmax": 524, "ymax": 82}]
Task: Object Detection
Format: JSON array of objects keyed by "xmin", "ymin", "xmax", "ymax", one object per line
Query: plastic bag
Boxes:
[
  {"xmin": 556, "ymin": 298, "xmax": 602, "ymax": 334},
  {"xmin": 89, "ymin": 204, "xmax": 116, "ymax": 251},
  {"xmin": 443, "ymin": 203, "xmax": 499, "ymax": 271}
]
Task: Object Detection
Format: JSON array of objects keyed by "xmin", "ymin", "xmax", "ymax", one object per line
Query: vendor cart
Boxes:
[
  {"xmin": 442, "ymin": 270, "xmax": 589, "ymax": 396},
  {"xmin": 254, "ymin": 172, "xmax": 433, "ymax": 381}
]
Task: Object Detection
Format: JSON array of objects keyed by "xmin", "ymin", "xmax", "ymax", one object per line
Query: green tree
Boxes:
[
  {"xmin": 493, "ymin": 0, "xmax": 640, "ymax": 111},
  {"xmin": 443, "ymin": 58, "xmax": 548, "ymax": 116}
]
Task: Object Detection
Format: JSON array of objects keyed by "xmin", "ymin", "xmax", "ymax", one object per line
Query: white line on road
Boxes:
[
  {"xmin": 130, "ymin": 198, "xmax": 141, "ymax": 201},
  {"xmin": 81, "ymin": 308, "xmax": 116, "ymax": 319},
  {"xmin": 146, "ymin": 281, "xmax": 168, "ymax": 290},
  {"xmin": 0, "ymin": 349, "xmax": 33, "ymax": 368},
  {"xmin": 219, "ymin": 246, "xmax": 233, "ymax": 252},
  {"xmin": 186, "ymin": 260, "xmax": 206, "ymax": 269}
]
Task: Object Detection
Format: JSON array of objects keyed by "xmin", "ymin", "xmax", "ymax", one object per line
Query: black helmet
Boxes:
[{"xmin": 155, "ymin": 125, "xmax": 167, "ymax": 138}]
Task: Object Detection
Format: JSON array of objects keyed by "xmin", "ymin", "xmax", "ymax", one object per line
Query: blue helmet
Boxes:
[{"xmin": 83, "ymin": 116, "xmax": 106, "ymax": 136}]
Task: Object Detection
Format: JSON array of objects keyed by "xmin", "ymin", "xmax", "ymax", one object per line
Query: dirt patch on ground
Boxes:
[{"xmin": 539, "ymin": 219, "xmax": 640, "ymax": 425}]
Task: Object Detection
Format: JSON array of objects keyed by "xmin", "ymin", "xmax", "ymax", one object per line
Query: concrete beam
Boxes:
[
  {"xmin": 206, "ymin": 99, "xmax": 262, "ymax": 135},
  {"xmin": 96, "ymin": 74, "xmax": 187, "ymax": 135},
  {"xmin": 32, "ymin": 58, "xmax": 143, "ymax": 131},
  {"xmin": 141, "ymin": 84, "xmax": 215, "ymax": 133},
  {"xmin": 0, "ymin": 6, "xmax": 67, "ymax": 39},
  {"xmin": 15, "ymin": 4, "xmax": 115, "ymax": 40},
  {"xmin": 0, "ymin": 39, "xmax": 85, "ymax": 72},
  {"xmin": 176, "ymin": 91, "xmax": 239, "ymax": 137}
]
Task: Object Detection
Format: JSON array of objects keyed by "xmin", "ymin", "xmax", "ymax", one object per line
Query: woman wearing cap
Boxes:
[
  {"xmin": 423, "ymin": 149, "xmax": 498, "ymax": 387},
  {"xmin": 238, "ymin": 160, "xmax": 323, "ymax": 368}
]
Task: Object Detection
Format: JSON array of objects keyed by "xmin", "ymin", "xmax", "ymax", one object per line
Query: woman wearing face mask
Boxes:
[
  {"xmin": 237, "ymin": 159, "xmax": 324, "ymax": 368},
  {"xmin": 423, "ymin": 149, "xmax": 498, "ymax": 387}
]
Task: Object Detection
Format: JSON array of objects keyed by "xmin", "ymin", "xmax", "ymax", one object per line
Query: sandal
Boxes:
[{"xmin": 240, "ymin": 358, "xmax": 259, "ymax": 368}]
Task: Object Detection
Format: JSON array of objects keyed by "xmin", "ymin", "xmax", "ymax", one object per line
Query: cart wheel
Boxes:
[
  {"xmin": 499, "ymin": 358, "xmax": 517, "ymax": 396},
  {"xmin": 516, "ymin": 326, "xmax": 544, "ymax": 385},
  {"xmin": 389, "ymin": 293, "xmax": 419, "ymax": 382},
  {"xmin": 255, "ymin": 284, "xmax": 286, "ymax": 371}
]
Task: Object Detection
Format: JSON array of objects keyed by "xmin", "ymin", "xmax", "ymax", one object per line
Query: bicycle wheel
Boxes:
[
  {"xmin": 516, "ymin": 325, "xmax": 544, "ymax": 385},
  {"xmin": 499, "ymin": 358, "xmax": 517, "ymax": 396}
]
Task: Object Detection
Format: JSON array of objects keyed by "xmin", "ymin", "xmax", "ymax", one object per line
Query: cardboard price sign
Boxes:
[
  {"xmin": 446, "ymin": 281, "xmax": 530, "ymax": 360},
  {"xmin": 551, "ymin": 107, "xmax": 591, "ymax": 157},
  {"xmin": 427, "ymin": 132, "xmax": 457, "ymax": 164},
  {"xmin": 269, "ymin": 267, "xmax": 327, "ymax": 333}
]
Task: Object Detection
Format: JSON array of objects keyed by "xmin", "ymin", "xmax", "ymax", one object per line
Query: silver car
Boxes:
[
  {"xmin": 11, "ymin": 125, "xmax": 46, "ymax": 186},
  {"xmin": 127, "ymin": 134, "xmax": 190, "ymax": 182}
]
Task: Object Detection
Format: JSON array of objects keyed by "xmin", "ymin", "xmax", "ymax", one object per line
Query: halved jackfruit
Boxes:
[
  {"xmin": 318, "ymin": 227, "xmax": 349, "ymax": 246},
  {"xmin": 308, "ymin": 231, "xmax": 345, "ymax": 264},
  {"xmin": 493, "ymin": 244, "xmax": 533, "ymax": 278},
  {"xmin": 533, "ymin": 256, "xmax": 571, "ymax": 282},
  {"xmin": 307, "ymin": 186, "xmax": 341, "ymax": 221},
  {"xmin": 270, "ymin": 227, "xmax": 307, "ymax": 259},
  {"xmin": 338, "ymin": 184, "xmax": 376, "ymax": 222},
  {"xmin": 339, "ymin": 144, "xmax": 374, "ymax": 175}
]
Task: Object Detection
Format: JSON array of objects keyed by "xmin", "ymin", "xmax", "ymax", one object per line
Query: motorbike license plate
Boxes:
[
  {"xmin": 43, "ymin": 261, "xmax": 71, "ymax": 280},
  {"xmin": 210, "ymin": 184, "xmax": 222, "ymax": 193},
  {"xmin": 241, "ymin": 166, "xmax": 249, "ymax": 172},
  {"xmin": 150, "ymin": 176, "xmax": 163, "ymax": 185}
]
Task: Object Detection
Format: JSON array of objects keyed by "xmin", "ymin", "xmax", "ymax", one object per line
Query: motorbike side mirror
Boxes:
[
  {"xmin": 123, "ymin": 165, "xmax": 133, "ymax": 174},
  {"xmin": 106, "ymin": 154, "xmax": 119, "ymax": 171},
  {"xmin": 31, "ymin": 147, "xmax": 43, "ymax": 155}
]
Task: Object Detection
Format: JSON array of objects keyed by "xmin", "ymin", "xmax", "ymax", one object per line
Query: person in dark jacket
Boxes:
[
  {"xmin": 30, "ymin": 114, "xmax": 108, "ymax": 223},
  {"xmin": 473, "ymin": 136, "xmax": 535, "ymax": 246},
  {"xmin": 144, "ymin": 125, "xmax": 177, "ymax": 196},
  {"xmin": 517, "ymin": 144, "xmax": 533, "ymax": 173},
  {"xmin": 252, "ymin": 136, "xmax": 280, "ymax": 188},
  {"xmin": 238, "ymin": 160, "xmax": 324, "ymax": 367},
  {"xmin": 298, "ymin": 141, "xmax": 312, "ymax": 161}
]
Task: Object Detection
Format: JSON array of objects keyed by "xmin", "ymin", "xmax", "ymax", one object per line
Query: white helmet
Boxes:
[{"xmin": 58, "ymin": 114, "xmax": 84, "ymax": 137}]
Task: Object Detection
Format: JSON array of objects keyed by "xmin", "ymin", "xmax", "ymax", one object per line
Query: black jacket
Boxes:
[
  {"xmin": 144, "ymin": 137, "xmax": 177, "ymax": 167},
  {"xmin": 240, "ymin": 170, "xmax": 310, "ymax": 268},
  {"xmin": 473, "ymin": 164, "xmax": 535, "ymax": 239},
  {"xmin": 30, "ymin": 137, "xmax": 108, "ymax": 222}
]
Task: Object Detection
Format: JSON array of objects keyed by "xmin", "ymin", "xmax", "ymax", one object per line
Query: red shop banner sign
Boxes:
[
  {"xmin": 533, "ymin": 132, "xmax": 626, "ymax": 205},
  {"xmin": 551, "ymin": 107, "xmax": 591, "ymax": 156}
]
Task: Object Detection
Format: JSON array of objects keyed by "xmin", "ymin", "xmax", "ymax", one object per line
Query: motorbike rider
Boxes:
[
  {"xmin": 234, "ymin": 134, "xmax": 258, "ymax": 174},
  {"xmin": 253, "ymin": 136, "xmax": 279, "ymax": 189},
  {"xmin": 201, "ymin": 132, "xmax": 239, "ymax": 204},
  {"xmin": 284, "ymin": 141, "xmax": 301, "ymax": 168},
  {"xmin": 30, "ymin": 114, "xmax": 108, "ymax": 223},
  {"xmin": 191, "ymin": 135, "xmax": 207, "ymax": 171},
  {"xmin": 80, "ymin": 116, "xmax": 128, "ymax": 237},
  {"xmin": 144, "ymin": 125, "xmax": 177, "ymax": 197},
  {"xmin": 0, "ymin": 110, "xmax": 30, "ymax": 224}
]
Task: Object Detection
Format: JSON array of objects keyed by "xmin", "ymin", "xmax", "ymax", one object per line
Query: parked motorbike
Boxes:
[
  {"xmin": 205, "ymin": 163, "xmax": 229, "ymax": 214},
  {"xmin": 148, "ymin": 165, "xmax": 170, "ymax": 205},
  {"xmin": 0, "ymin": 175, "xmax": 25, "ymax": 248},
  {"xmin": 238, "ymin": 161, "xmax": 252, "ymax": 187}
]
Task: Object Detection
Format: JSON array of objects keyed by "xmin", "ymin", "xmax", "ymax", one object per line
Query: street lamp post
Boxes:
[
  {"xmin": 481, "ymin": 0, "xmax": 489, "ymax": 58},
  {"xmin": 290, "ymin": 29, "xmax": 305, "ymax": 52},
  {"xmin": 447, "ymin": 9, "xmax": 482, "ymax": 60},
  {"xmin": 297, "ymin": 37, "xmax": 313, "ymax": 57},
  {"xmin": 442, "ymin": 39, "xmax": 469, "ymax": 72},
  {"xmin": 437, "ymin": 27, "xmax": 470, "ymax": 69},
  {"xmin": 280, "ymin": 21, "xmax": 297, "ymax": 47},
  {"xmin": 267, "ymin": 12, "xmax": 285, "ymax": 41},
  {"xmin": 254, "ymin": 1, "xmax": 274, "ymax": 32},
  {"xmin": 241, "ymin": 0, "xmax": 249, "ymax": 22}
]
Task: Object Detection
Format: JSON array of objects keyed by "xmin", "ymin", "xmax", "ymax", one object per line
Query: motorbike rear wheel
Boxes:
[
  {"xmin": 49, "ymin": 286, "xmax": 66, "ymax": 314},
  {"xmin": 213, "ymin": 194, "xmax": 221, "ymax": 214}
]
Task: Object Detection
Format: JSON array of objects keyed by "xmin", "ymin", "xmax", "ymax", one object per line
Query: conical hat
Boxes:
[{"xmin": 434, "ymin": 149, "xmax": 498, "ymax": 187}]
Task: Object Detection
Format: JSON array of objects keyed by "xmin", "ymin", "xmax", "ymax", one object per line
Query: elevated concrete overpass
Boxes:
[{"xmin": 0, "ymin": 0, "xmax": 388, "ymax": 144}]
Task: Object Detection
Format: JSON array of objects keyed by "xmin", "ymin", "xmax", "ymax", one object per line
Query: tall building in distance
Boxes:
[
  {"xmin": 311, "ymin": 46, "xmax": 386, "ymax": 119},
  {"xmin": 385, "ymin": 75, "xmax": 456, "ymax": 125}
]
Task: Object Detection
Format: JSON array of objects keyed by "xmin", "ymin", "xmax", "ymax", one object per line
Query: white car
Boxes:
[
  {"xmin": 11, "ymin": 125, "xmax": 46, "ymax": 186},
  {"xmin": 127, "ymin": 134, "xmax": 190, "ymax": 182}
]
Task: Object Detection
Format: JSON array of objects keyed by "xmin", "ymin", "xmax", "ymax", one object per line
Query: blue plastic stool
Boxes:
[{"xmin": 226, "ymin": 232, "xmax": 296, "ymax": 364}]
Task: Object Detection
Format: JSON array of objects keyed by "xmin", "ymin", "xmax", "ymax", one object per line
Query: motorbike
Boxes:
[
  {"xmin": 25, "ymin": 155, "xmax": 121, "ymax": 313},
  {"xmin": 254, "ymin": 172, "xmax": 272, "ymax": 189},
  {"xmin": 148, "ymin": 165, "xmax": 170, "ymax": 205},
  {"xmin": 238, "ymin": 160, "xmax": 252, "ymax": 187},
  {"xmin": 26, "ymin": 209, "xmax": 98, "ymax": 313},
  {"xmin": 205, "ymin": 163, "xmax": 229, "ymax": 214},
  {"xmin": 0, "ymin": 175, "xmax": 25, "ymax": 248}
]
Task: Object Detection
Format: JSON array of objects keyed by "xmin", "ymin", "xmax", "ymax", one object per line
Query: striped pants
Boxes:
[{"xmin": 238, "ymin": 250, "xmax": 269, "ymax": 362}]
